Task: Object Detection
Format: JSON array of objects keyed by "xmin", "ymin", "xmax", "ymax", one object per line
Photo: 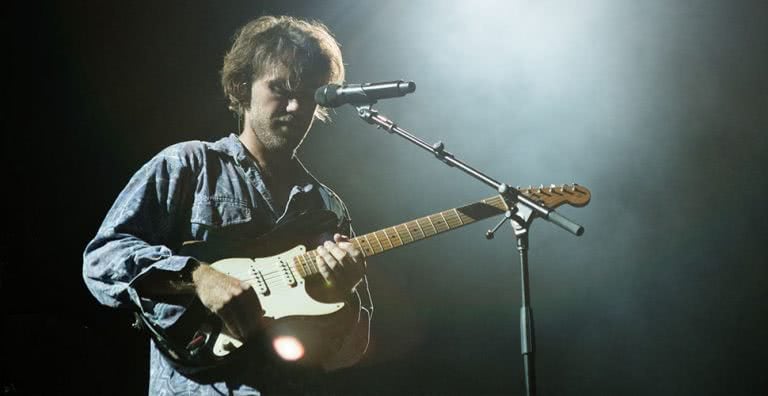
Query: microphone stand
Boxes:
[{"xmin": 353, "ymin": 104, "xmax": 584, "ymax": 396}]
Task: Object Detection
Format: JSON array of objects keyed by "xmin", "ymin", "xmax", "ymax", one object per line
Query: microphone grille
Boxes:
[
  {"xmin": 314, "ymin": 84, "xmax": 341, "ymax": 107},
  {"xmin": 398, "ymin": 81, "xmax": 416, "ymax": 94}
]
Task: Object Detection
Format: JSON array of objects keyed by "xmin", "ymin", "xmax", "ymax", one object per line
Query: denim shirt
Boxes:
[{"xmin": 83, "ymin": 134, "xmax": 372, "ymax": 395}]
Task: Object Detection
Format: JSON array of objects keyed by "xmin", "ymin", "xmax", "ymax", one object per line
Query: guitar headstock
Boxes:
[{"xmin": 517, "ymin": 184, "xmax": 591, "ymax": 209}]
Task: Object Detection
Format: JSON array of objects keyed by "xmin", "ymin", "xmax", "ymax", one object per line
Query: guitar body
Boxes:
[
  {"xmin": 205, "ymin": 245, "xmax": 347, "ymax": 356},
  {"xmin": 140, "ymin": 210, "xmax": 356, "ymax": 374}
]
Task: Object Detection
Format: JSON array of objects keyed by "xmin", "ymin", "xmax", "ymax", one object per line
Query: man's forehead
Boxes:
[{"xmin": 258, "ymin": 63, "xmax": 327, "ymax": 88}]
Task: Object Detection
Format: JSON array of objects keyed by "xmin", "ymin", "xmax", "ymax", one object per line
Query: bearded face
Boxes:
[{"xmin": 244, "ymin": 66, "xmax": 321, "ymax": 153}]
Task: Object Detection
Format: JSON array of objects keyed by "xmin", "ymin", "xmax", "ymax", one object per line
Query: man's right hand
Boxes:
[{"xmin": 191, "ymin": 263, "xmax": 264, "ymax": 341}]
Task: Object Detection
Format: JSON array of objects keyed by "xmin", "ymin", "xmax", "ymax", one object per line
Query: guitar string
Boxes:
[
  {"xmin": 239, "ymin": 222, "xmax": 453, "ymax": 283},
  {"xmin": 205, "ymin": 191, "xmax": 579, "ymax": 297},
  {"xmin": 249, "ymin": 223, "xmax": 449, "ymax": 283},
  {"xmin": 221, "ymin": 192, "xmax": 571, "ymax": 285},
  {"xmin": 228, "ymin": 213, "xmax": 479, "ymax": 284}
]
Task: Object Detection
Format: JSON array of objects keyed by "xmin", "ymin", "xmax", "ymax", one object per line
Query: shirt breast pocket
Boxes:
[{"xmin": 189, "ymin": 196, "xmax": 255, "ymax": 238}]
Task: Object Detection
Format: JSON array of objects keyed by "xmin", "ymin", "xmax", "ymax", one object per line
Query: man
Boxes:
[{"xmin": 83, "ymin": 16, "xmax": 372, "ymax": 395}]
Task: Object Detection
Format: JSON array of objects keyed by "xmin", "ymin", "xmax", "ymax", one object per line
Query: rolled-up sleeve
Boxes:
[{"xmin": 83, "ymin": 147, "xmax": 196, "ymax": 328}]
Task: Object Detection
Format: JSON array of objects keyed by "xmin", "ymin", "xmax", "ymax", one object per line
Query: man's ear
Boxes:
[
  {"xmin": 236, "ymin": 81, "xmax": 249, "ymax": 94},
  {"xmin": 230, "ymin": 81, "xmax": 250, "ymax": 114}
]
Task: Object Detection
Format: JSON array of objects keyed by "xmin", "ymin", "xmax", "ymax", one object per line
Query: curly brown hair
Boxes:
[{"xmin": 221, "ymin": 15, "xmax": 345, "ymax": 122}]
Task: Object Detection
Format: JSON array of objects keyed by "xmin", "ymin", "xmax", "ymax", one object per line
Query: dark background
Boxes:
[{"xmin": 3, "ymin": 1, "xmax": 767, "ymax": 395}]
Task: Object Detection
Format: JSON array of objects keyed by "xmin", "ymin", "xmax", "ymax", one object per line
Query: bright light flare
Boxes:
[{"xmin": 272, "ymin": 336, "xmax": 305, "ymax": 361}]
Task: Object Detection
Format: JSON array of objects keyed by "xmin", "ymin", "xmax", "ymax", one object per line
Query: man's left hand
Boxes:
[{"xmin": 315, "ymin": 233, "xmax": 365, "ymax": 293}]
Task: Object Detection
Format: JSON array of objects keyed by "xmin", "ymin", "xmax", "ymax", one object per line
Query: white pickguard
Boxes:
[{"xmin": 207, "ymin": 244, "xmax": 346, "ymax": 356}]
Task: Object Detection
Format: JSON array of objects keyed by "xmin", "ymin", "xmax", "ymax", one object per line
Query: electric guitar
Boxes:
[{"xmin": 137, "ymin": 184, "xmax": 591, "ymax": 374}]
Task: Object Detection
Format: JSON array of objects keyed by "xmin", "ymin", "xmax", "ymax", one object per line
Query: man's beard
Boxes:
[
  {"xmin": 257, "ymin": 129, "xmax": 291, "ymax": 152},
  {"xmin": 249, "ymin": 117, "xmax": 301, "ymax": 153}
]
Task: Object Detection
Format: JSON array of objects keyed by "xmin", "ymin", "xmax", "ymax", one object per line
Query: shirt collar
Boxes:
[
  {"xmin": 216, "ymin": 133, "xmax": 318, "ymax": 188},
  {"xmin": 214, "ymin": 133, "xmax": 250, "ymax": 163}
]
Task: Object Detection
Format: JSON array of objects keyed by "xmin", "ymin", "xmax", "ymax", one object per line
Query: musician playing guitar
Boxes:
[{"xmin": 83, "ymin": 16, "xmax": 372, "ymax": 395}]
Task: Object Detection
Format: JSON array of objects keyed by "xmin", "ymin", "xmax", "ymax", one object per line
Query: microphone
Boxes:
[{"xmin": 314, "ymin": 80, "xmax": 416, "ymax": 108}]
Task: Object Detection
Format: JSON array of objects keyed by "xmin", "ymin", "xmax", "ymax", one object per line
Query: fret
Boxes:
[
  {"xmin": 304, "ymin": 251, "xmax": 318, "ymax": 276},
  {"xmin": 368, "ymin": 232, "xmax": 384, "ymax": 253},
  {"xmin": 430, "ymin": 213, "xmax": 449, "ymax": 233},
  {"xmin": 442, "ymin": 210, "xmax": 460, "ymax": 228},
  {"xmin": 496, "ymin": 196, "xmax": 509, "ymax": 210},
  {"xmin": 416, "ymin": 217, "xmax": 435, "ymax": 237},
  {"xmin": 459, "ymin": 199, "xmax": 506, "ymax": 223},
  {"xmin": 397, "ymin": 223, "xmax": 414, "ymax": 244},
  {"xmin": 292, "ymin": 256, "xmax": 304, "ymax": 278},
  {"xmin": 309, "ymin": 253, "xmax": 319, "ymax": 275},
  {"xmin": 414, "ymin": 219, "xmax": 427, "ymax": 238},
  {"xmin": 366, "ymin": 234, "xmax": 383, "ymax": 254},
  {"xmin": 376, "ymin": 230, "xmax": 393, "ymax": 250},
  {"xmin": 453, "ymin": 208, "xmax": 467, "ymax": 225},
  {"xmin": 423, "ymin": 216, "xmax": 439, "ymax": 235},
  {"xmin": 301, "ymin": 255, "xmax": 311, "ymax": 277},
  {"xmin": 356, "ymin": 236, "xmax": 375, "ymax": 257},
  {"xmin": 407, "ymin": 220, "xmax": 426, "ymax": 240},
  {"xmin": 352, "ymin": 238, "xmax": 368, "ymax": 258},
  {"xmin": 415, "ymin": 217, "xmax": 435, "ymax": 238},
  {"xmin": 384, "ymin": 227, "xmax": 403, "ymax": 247},
  {"xmin": 294, "ymin": 250, "xmax": 320, "ymax": 278},
  {"xmin": 487, "ymin": 196, "xmax": 508, "ymax": 211},
  {"xmin": 438, "ymin": 211, "xmax": 456, "ymax": 229}
]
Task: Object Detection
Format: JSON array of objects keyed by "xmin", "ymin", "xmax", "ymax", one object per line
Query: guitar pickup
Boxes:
[
  {"xmin": 279, "ymin": 260, "xmax": 297, "ymax": 287},
  {"xmin": 249, "ymin": 265, "xmax": 270, "ymax": 296}
]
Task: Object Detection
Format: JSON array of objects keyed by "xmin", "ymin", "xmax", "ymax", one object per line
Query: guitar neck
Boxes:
[
  {"xmin": 292, "ymin": 184, "xmax": 590, "ymax": 279},
  {"xmin": 357, "ymin": 195, "xmax": 508, "ymax": 257},
  {"xmin": 294, "ymin": 195, "xmax": 508, "ymax": 277}
]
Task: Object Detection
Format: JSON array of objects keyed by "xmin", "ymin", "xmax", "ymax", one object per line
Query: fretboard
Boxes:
[{"xmin": 292, "ymin": 195, "xmax": 508, "ymax": 278}]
